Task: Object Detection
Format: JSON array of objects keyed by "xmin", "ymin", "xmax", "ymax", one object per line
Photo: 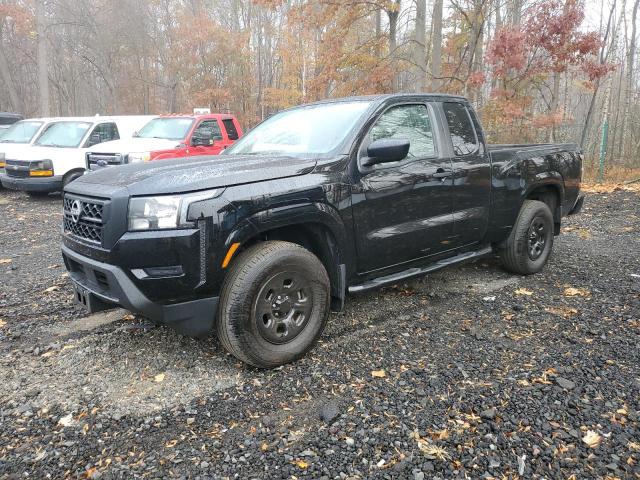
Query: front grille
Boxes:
[
  {"xmin": 4, "ymin": 160, "xmax": 29, "ymax": 178},
  {"xmin": 87, "ymin": 153, "xmax": 124, "ymax": 170},
  {"xmin": 63, "ymin": 196, "xmax": 106, "ymax": 244}
]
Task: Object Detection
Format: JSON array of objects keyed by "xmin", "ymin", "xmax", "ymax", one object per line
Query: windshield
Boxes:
[
  {"xmin": 226, "ymin": 101, "xmax": 371, "ymax": 156},
  {"xmin": 136, "ymin": 117, "xmax": 194, "ymax": 140},
  {"xmin": 0, "ymin": 121, "xmax": 43, "ymax": 144},
  {"xmin": 34, "ymin": 121, "xmax": 92, "ymax": 148}
]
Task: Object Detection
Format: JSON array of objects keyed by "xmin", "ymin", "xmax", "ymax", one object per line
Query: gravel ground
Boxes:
[{"xmin": 0, "ymin": 187, "xmax": 639, "ymax": 479}]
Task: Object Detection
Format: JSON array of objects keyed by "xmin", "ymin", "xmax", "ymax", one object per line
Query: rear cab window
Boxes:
[
  {"xmin": 442, "ymin": 102, "xmax": 478, "ymax": 156},
  {"xmin": 222, "ymin": 118, "xmax": 240, "ymax": 140}
]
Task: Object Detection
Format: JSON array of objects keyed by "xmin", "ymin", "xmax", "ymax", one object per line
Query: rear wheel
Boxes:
[
  {"xmin": 500, "ymin": 200, "xmax": 554, "ymax": 275},
  {"xmin": 217, "ymin": 241, "xmax": 330, "ymax": 368}
]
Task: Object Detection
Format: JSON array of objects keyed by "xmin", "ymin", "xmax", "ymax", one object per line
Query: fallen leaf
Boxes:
[
  {"xmin": 515, "ymin": 288, "xmax": 533, "ymax": 296},
  {"xmin": 564, "ymin": 287, "xmax": 590, "ymax": 297},
  {"xmin": 154, "ymin": 373, "xmax": 165, "ymax": 383},
  {"xmin": 41, "ymin": 351, "xmax": 55, "ymax": 358},
  {"xmin": 0, "ymin": 258, "xmax": 11, "ymax": 264},
  {"xmin": 292, "ymin": 459, "xmax": 309, "ymax": 469},
  {"xmin": 371, "ymin": 369, "xmax": 386, "ymax": 378},
  {"xmin": 545, "ymin": 306, "xmax": 578, "ymax": 318},
  {"xmin": 260, "ymin": 442, "xmax": 269, "ymax": 452},
  {"xmin": 0, "ymin": 319, "xmax": 6, "ymax": 328},
  {"xmin": 84, "ymin": 467, "xmax": 98, "ymax": 478},
  {"xmin": 417, "ymin": 438, "xmax": 451, "ymax": 460},
  {"xmin": 44, "ymin": 286, "xmax": 60, "ymax": 293},
  {"xmin": 165, "ymin": 439, "xmax": 177, "ymax": 448},
  {"xmin": 582, "ymin": 430, "xmax": 602, "ymax": 448}
]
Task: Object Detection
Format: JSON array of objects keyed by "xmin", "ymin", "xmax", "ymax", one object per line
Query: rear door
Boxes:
[
  {"xmin": 440, "ymin": 102, "xmax": 492, "ymax": 247},
  {"xmin": 351, "ymin": 102, "xmax": 455, "ymax": 273}
]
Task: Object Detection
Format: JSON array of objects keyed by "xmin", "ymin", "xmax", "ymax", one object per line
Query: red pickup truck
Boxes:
[{"xmin": 86, "ymin": 113, "xmax": 243, "ymax": 169}]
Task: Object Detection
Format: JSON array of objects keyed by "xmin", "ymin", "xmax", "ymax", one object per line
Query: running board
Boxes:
[{"xmin": 348, "ymin": 246, "xmax": 494, "ymax": 294}]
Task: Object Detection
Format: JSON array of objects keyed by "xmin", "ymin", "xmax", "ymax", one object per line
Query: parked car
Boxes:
[
  {"xmin": 0, "ymin": 118, "xmax": 52, "ymax": 179},
  {"xmin": 0, "ymin": 113, "xmax": 23, "ymax": 133},
  {"xmin": 1, "ymin": 116, "xmax": 154, "ymax": 195},
  {"xmin": 85, "ymin": 113, "xmax": 243, "ymax": 169},
  {"xmin": 61, "ymin": 94, "xmax": 584, "ymax": 368}
]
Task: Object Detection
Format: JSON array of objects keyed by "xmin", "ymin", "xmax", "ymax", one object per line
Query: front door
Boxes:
[
  {"xmin": 188, "ymin": 119, "xmax": 225, "ymax": 156},
  {"xmin": 351, "ymin": 103, "xmax": 455, "ymax": 273}
]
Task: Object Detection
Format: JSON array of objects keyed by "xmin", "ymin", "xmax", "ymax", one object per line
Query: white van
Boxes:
[
  {"xmin": 0, "ymin": 115, "xmax": 154, "ymax": 195},
  {"xmin": 0, "ymin": 118, "xmax": 52, "ymax": 177}
]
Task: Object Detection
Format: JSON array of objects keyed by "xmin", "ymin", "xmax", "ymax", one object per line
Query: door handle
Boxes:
[{"xmin": 432, "ymin": 168, "xmax": 452, "ymax": 179}]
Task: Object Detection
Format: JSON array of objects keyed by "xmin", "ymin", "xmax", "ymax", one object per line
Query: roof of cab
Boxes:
[
  {"xmin": 157, "ymin": 113, "xmax": 237, "ymax": 120},
  {"xmin": 307, "ymin": 93, "xmax": 469, "ymax": 106}
]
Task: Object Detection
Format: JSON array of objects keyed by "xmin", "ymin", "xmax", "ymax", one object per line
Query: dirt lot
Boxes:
[{"xmin": 0, "ymin": 188, "xmax": 639, "ymax": 479}]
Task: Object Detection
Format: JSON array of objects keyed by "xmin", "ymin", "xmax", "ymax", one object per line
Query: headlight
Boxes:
[
  {"xmin": 129, "ymin": 152, "xmax": 151, "ymax": 163},
  {"xmin": 128, "ymin": 190, "xmax": 221, "ymax": 231},
  {"xmin": 0, "ymin": 152, "xmax": 5, "ymax": 168},
  {"xmin": 29, "ymin": 159, "xmax": 54, "ymax": 177}
]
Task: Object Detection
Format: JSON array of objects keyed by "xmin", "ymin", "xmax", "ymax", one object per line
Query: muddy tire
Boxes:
[
  {"xmin": 500, "ymin": 199, "xmax": 554, "ymax": 275},
  {"xmin": 217, "ymin": 241, "xmax": 330, "ymax": 368}
]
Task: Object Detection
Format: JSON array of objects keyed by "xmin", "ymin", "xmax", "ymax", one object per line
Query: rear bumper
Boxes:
[
  {"xmin": 61, "ymin": 244, "xmax": 218, "ymax": 337},
  {"xmin": 0, "ymin": 174, "xmax": 63, "ymax": 192},
  {"xmin": 568, "ymin": 194, "xmax": 585, "ymax": 215}
]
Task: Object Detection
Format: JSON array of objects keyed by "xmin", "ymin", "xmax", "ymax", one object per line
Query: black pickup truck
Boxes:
[{"xmin": 61, "ymin": 94, "xmax": 584, "ymax": 367}]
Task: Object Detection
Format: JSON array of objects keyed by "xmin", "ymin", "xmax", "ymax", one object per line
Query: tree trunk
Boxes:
[
  {"xmin": 36, "ymin": 0, "xmax": 50, "ymax": 117},
  {"xmin": 0, "ymin": 27, "xmax": 22, "ymax": 113},
  {"xmin": 430, "ymin": 0, "xmax": 443, "ymax": 90},
  {"xmin": 413, "ymin": 0, "xmax": 427, "ymax": 92},
  {"xmin": 387, "ymin": 1, "xmax": 400, "ymax": 91},
  {"xmin": 621, "ymin": 0, "xmax": 638, "ymax": 159}
]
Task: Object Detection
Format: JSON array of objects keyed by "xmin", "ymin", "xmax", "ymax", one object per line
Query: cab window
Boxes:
[
  {"xmin": 443, "ymin": 102, "xmax": 478, "ymax": 156},
  {"xmin": 86, "ymin": 122, "xmax": 119, "ymax": 148},
  {"xmin": 369, "ymin": 104, "xmax": 436, "ymax": 159},
  {"xmin": 193, "ymin": 120, "xmax": 223, "ymax": 143}
]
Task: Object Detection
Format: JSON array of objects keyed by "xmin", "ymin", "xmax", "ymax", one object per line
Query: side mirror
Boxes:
[
  {"xmin": 191, "ymin": 135, "xmax": 211, "ymax": 147},
  {"xmin": 362, "ymin": 138, "xmax": 410, "ymax": 166},
  {"xmin": 87, "ymin": 132, "xmax": 102, "ymax": 147}
]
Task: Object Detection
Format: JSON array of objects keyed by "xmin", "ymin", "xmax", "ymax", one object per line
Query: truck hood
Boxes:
[
  {"xmin": 70, "ymin": 154, "xmax": 317, "ymax": 196},
  {"xmin": 0, "ymin": 143, "xmax": 33, "ymax": 159},
  {"xmin": 11, "ymin": 145, "xmax": 80, "ymax": 161},
  {"xmin": 88, "ymin": 137, "xmax": 182, "ymax": 154}
]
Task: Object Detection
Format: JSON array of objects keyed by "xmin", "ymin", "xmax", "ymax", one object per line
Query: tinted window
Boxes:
[
  {"xmin": 86, "ymin": 122, "xmax": 119, "ymax": 147},
  {"xmin": 193, "ymin": 120, "xmax": 222, "ymax": 142},
  {"xmin": 222, "ymin": 119, "xmax": 239, "ymax": 140},
  {"xmin": 370, "ymin": 104, "xmax": 435, "ymax": 158},
  {"xmin": 443, "ymin": 102, "xmax": 478, "ymax": 155}
]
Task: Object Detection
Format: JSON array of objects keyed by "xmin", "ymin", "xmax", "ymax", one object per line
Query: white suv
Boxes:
[{"xmin": 1, "ymin": 115, "xmax": 154, "ymax": 196}]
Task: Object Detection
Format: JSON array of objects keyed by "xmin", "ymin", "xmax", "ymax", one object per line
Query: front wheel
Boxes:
[
  {"xmin": 217, "ymin": 241, "xmax": 330, "ymax": 368},
  {"xmin": 500, "ymin": 199, "xmax": 554, "ymax": 275}
]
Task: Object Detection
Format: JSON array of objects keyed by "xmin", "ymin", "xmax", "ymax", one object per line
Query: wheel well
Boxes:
[
  {"xmin": 526, "ymin": 185, "xmax": 561, "ymax": 234},
  {"xmin": 239, "ymin": 223, "xmax": 344, "ymax": 309},
  {"xmin": 63, "ymin": 168, "xmax": 85, "ymax": 186}
]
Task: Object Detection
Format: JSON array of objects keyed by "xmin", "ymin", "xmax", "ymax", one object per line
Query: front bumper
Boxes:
[
  {"xmin": 0, "ymin": 173, "xmax": 63, "ymax": 192},
  {"xmin": 61, "ymin": 244, "xmax": 218, "ymax": 337}
]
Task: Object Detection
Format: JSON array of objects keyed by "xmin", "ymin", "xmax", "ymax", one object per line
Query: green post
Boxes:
[{"xmin": 598, "ymin": 119, "xmax": 608, "ymax": 183}]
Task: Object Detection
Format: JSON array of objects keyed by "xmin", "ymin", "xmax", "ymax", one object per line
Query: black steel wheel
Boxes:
[
  {"xmin": 500, "ymin": 199, "xmax": 554, "ymax": 275},
  {"xmin": 217, "ymin": 241, "xmax": 330, "ymax": 368}
]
